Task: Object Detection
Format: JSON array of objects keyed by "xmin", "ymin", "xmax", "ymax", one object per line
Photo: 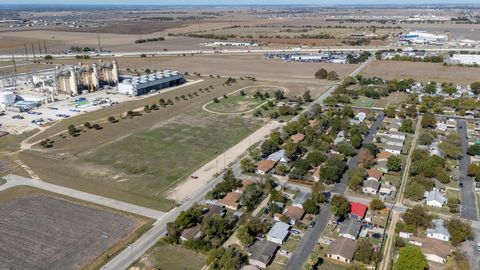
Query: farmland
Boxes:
[
  {"xmin": 361, "ymin": 60, "xmax": 480, "ymax": 85},
  {"xmin": 0, "ymin": 187, "xmax": 144, "ymax": 270}
]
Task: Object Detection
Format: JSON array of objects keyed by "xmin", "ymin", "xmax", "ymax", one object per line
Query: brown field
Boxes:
[
  {"xmin": 50, "ymin": 54, "xmax": 357, "ymax": 83},
  {"xmin": 361, "ymin": 60, "xmax": 480, "ymax": 85},
  {"xmin": 0, "ymin": 186, "xmax": 149, "ymax": 270}
]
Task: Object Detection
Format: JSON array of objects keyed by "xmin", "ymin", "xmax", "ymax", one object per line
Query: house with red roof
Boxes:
[{"xmin": 349, "ymin": 202, "xmax": 368, "ymax": 221}]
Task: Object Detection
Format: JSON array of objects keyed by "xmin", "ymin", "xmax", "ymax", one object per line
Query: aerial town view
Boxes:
[{"xmin": 1, "ymin": 0, "xmax": 480, "ymax": 269}]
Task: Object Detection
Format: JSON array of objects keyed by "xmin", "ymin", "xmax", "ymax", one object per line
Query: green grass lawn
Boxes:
[
  {"xmin": 205, "ymin": 94, "xmax": 268, "ymax": 113},
  {"xmin": 383, "ymin": 174, "xmax": 401, "ymax": 188},
  {"xmin": 282, "ymin": 237, "xmax": 301, "ymax": 253},
  {"xmin": 351, "ymin": 97, "xmax": 374, "ymax": 108},
  {"xmin": 81, "ymin": 108, "xmax": 263, "ymax": 211},
  {"xmin": 137, "ymin": 242, "xmax": 205, "ymax": 270},
  {"xmin": 0, "ymin": 178, "xmax": 5, "ymax": 186}
]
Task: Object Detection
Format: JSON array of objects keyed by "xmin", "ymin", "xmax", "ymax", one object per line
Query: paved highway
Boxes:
[
  {"xmin": 285, "ymin": 112, "xmax": 385, "ymax": 270},
  {"xmin": 2, "ymin": 46, "xmax": 480, "ymax": 60},
  {"xmin": 457, "ymin": 120, "xmax": 479, "ymax": 221}
]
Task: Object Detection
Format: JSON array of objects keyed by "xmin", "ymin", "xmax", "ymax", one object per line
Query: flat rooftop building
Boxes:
[{"xmin": 117, "ymin": 70, "xmax": 185, "ymax": 96}]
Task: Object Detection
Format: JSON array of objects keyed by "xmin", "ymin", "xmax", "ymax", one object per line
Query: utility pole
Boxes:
[
  {"xmin": 38, "ymin": 40, "xmax": 42, "ymax": 54},
  {"xmin": 12, "ymin": 54, "xmax": 17, "ymax": 73},
  {"xmin": 24, "ymin": 43, "xmax": 29, "ymax": 61},
  {"xmin": 43, "ymin": 40, "xmax": 47, "ymax": 55}
]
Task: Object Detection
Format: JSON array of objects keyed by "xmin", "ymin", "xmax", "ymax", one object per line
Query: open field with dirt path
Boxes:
[
  {"xmin": 0, "ymin": 186, "xmax": 146, "ymax": 270},
  {"xmin": 361, "ymin": 60, "xmax": 480, "ymax": 85},
  {"xmin": 50, "ymin": 54, "xmax": 357, "ymax": 83},
  {"xmin": 135, "ymin": 242, "xmax": 205, "ymax": 270}
]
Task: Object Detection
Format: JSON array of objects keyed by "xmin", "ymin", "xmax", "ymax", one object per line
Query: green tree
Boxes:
[
  {"xmin": 402, "ymin": 205, "xmax": 431, "ymax": 229},
  {"xmin": 421, "ymin": 114, "xmax": 437, "ymax": 129},
  {"xmin": 406, "ymin": 105, "xmax": 417, "ymax": 118},
  {"xmin": 241, "ymin": 185, "xmax": 264, "ymax": 212},
  {"xmin": 303, "ymin": 90, "xmax": 312, "ymax": 102},
  {"xmin": 331, "ymin": 195, "xmax": 350, "ymax": 219},
  {"xmin": 467, "ymin": 144, "xmax": 480, "ymax": 156},
  {"xmin": 240, "ymin": 158, "xmax": 256, "ymax": 173},
  {"xmin": 399, "ymin": 118, "xmax": 414, "ymax": 134},
  {"xmin": 261, "ymin": 139, "xmax": 279, "ymax": 156},
  {"xmin": 327, "ymin": 70, "xmax": 339, "ymax": 81},
  {"xmin": 302, "ymin": 199, "xmax": 319, "ymax": 214},
  {"xmin": 386, "ymin": 155, "xmax": 402, "ymax": 171},
  {"xmin": 385, "ymin": 106, "xmax": 396, "ymax": 118},
  {"xmin": 311, "ymin": 181, "xmax": 326, "ymax": 204},
  {"xmin": 315, "ymin": 68, "xmax": 328, "ymax": 79},
  {"xmin": 471, "ymin": 81, "xmax": 480, "ymax": 95},
  {"xmin": 395, "ymin": 246, "xmax": 428, "ymax": 270},
  {"xmin": 370, "ymin": 198, "xmax": 386, "ymax": 211},
  {"xmin": 68, "ymin": 124, "xmax": 77, "ymax": 136},
  {"xmin": 206, "ymin": 247, "xmax": 245, "ymax": 270},
  {"xmin": 274, "ymin": 164, "xmax": 288, "ymax": 175},
  {"xmin": 404, "ymin": 182, "xmax": 426, "ymax": 201},
  {"xmin": 446, "ymin": 218, "xmax": 473, "ymax": 246},
  {"xmin": 236, "ymin": 225, "xmax": 255, "ymax": 246},
  {"xmin": 354, "ymin": 238, "xmax": 375, "ymax": 264}
]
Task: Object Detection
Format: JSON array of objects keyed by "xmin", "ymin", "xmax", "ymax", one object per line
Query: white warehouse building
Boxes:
[
  {"xmin": 445, "ymin": 54, "xmax": 480, "ymax": 66},
  {"xmin": 117, "ymin": 70, "xmax": 185, "ymax": 96}
]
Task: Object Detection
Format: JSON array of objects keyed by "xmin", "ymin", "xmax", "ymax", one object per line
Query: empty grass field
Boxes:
[
  {"xmin": 20, "ymin": 107, "xmax": 263, "ymax": 211},
  {"xmin": 351, "ymin": 97, "xmax": 374, "ymax": 108},
  {"xmin": 0, "ymin": 186, "xmax": 143, "ymax": 270},
  {"xmin": 136, "ymin": 242, "xmax": 205, "ymax": 270},
  {"xmin": 204, "ymin": 85, "xmax": 285, "ymax": 114}
]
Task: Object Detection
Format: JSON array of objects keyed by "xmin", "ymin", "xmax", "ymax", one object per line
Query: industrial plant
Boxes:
[{"xmin": 55, "ymin": 60, "xmax": 119, "ymax": 95}]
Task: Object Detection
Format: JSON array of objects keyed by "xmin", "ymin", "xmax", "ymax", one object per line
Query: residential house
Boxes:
[
  {"xmin": 284, "ymin": 206, "xmax": 305, "ymax": 225},
  {"xmin": 334, "ymin": 131, "xmax": 346, "ymax": 145},
  {"xmin": 446, "ymin": 119, "xmax": 456, "ymax": 129},
  {"xmin": 384, "ymin": 145, "xmax": 403, "ymax": 155},
  {"xmin": 388, "ymin": 119, "xmax": 403, "ymax": 132},
  {"xmin": 326, "ymin": 237, "xmax": 358, "ymax": 264},
  {"xmin": 256, "ymin": 160, "xmax": 277, "ymax": 175},
  {"xmin": 355, "ymin": 112, "xmax": 367, "ymax": 122},
  {"xmin": 381, "ymin": 131, "xmax": 407, "ymax": 140},
  {"xmin": 290, "ymin": 133, "xmax": 305, "ymax": 144},
  {"xmin": 409, "ymin": 236, "xmax": 452, "ymax": 264},
  {"xmin": 429, "ymin": 141, "xmax": 444, "ymax": 157},
  {"xmin": 292, "ymin": 192, "xmax": 311, "ymax": 208},
  {"xmin": 367, "ymin": 169, "xmax": 382, "ymax": 181},
  {"xmin": 375, "ymin": 159, "xmax": 388, "ymax": 173},
  {"xmin": 424, "ymin": 190, "xmax": 446, "ymax": 208},
  {"xmin": 379, "ymin": 186, "xmax": 396, "ymax": 198},
  {"xmin": 266, "ymin": 222, "xmax": 290, "ymax": 244},
  {"xmin": 433, "ymin": 180, "xmax": 446, "ymax": 193},
  {"xmin": 308, "ymin": 119, "xmax": 319, "ymax": 128},
  {"xmin": 218, "ymin": 192, "xmax": 241, "ymax": 210},
  {"xmin": 376, "ymin": 151, "xmax": 393, "ymax": 161},
  {"xmin": 426, "ymin": 219, "xmax": 450, "ymax": 242},
  {"xmin": 384, "ymin": 137, "xmax": 405, "ymax": 147},
  {"xmin": 248, "ymin": 240, "xmax": 278, "ymax": 269},
  {"xmin": 363, "ymin": 180, "xmax": 380, "ymax": 195},
  {"xmin": 202, "ymin": 204, "xmax": 226, "ymax": 220},
  {"xmin": 436, "ymin": 121, "xmax": 448, "ymax": 132},
  {"xmin": 267, "ymin": 149, "xmax": 289, "ymax": 163},
  {"xmin": 180, "ymin": 224, "xmax": 202, "ymax": 242},
  {"xmin": 339, "ymin": 219, "xmax": 362, "ymax": 240},
  {"xmin": 235, "ymin": 179, "xmax": 254, "ymax": 194},
  {"xmin": 349, "ymin": 202, "xmax": 368, "ymax": 221}
]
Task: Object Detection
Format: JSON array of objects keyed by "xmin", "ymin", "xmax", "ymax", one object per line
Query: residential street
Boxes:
[
  {"xmin": 456, "ymin": 120, "xmax": 479, "ymax": 221},
  {"xmin": 284, "ymin": 112, "xmax": 385, "ymax": 270}
]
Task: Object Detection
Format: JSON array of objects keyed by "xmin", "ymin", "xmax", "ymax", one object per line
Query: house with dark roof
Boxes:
[
  {"xmin": 349, "ymin": 202, "xmax": 368, "ymax": 221},
  {"xmin": 339, "ymin": 219, "xmax": 362, "ymax": 240},
  {"xmin": 283, "ymin": 206, "xmax": 305, "ymax": 225},
  {"xmin": 248, "ymin": 240, "xmax": 279, "ymax": 269},
  {"xmin": 180, "ymin": 224, "xmax": 202, "ymax": 242},
  {"xmin": 202, "ymin": 204, "xmax": 226, "ymax": 220},
  {"xmin": 326, "ymin": 237, "xmax": 358, "ymax": 264}
]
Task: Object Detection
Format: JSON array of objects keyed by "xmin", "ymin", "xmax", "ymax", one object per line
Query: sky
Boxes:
[{"xmin": 4, "ymin": 0, "xmax": 480, "ymax": 5}]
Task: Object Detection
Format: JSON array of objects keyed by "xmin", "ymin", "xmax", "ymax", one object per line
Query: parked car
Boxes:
[
  {"xmin": 279, "ymin": 249, "xmax": 288, "ymax": 256},
  {"xmin": 477, "ymin": 243, "xmax": 480, "ymax": 252},
  {"xmin": 372, "ymin": 233, "xmax": 382, "ymax": 239},
  {"xmin": 290, "ymin": 229, "xmax": 300, "ymax": 235},
  {"xmin": 309, "ymin": 221, "xmax": 316, "ymax": 228}
]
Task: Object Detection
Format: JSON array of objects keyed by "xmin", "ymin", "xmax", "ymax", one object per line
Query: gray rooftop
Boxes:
[
  {"xmin": 267, "ymin": 222, "xmax": 290, "ymax": 241},
  {"xmin": 424, "ymin": 190, "xmax": 446, "ymax": 204},
  {"xmin": 249, "ymin": 240, "xmax": 278, "ymax": 264},
  {"xmin": 363, "ymin": 180, "xmax": 380, "ymax": 190},
  {"xmin": 426, "ymin": 219, "xmax": 450, "ymax": 238},
  {"xmin": 339, "ymin": 219, "xmax": 362, "ymax": 238},
  {"xmin": 267, "ymin": 150, "xmax": 287, "ymax": 162}
]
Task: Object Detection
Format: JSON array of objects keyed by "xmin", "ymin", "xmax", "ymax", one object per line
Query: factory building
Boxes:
[
  {"xmin": 56, "ymin": 60, "xmax": 119, "ymax": 95},
  {"xmin": 445, "ymin": 54, "xmax": 480, "ymax": 66},
  {"xmin": 0, "ymin": 91, "xmax": 16, "ymax": 105},
  {"xmin": 118, "ymin": 70, "xmax": 185, "ymax": 96},
  {"xmin": 400, "ymin": 30, "xmax": 447, "ymax": 45}
]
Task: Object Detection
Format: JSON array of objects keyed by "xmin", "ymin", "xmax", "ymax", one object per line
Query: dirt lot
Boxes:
[
  {"xmin": 0, "ymin": 187, "xmax": 142, "ymax": 270},
  {"xmin": 361, "ymin": 60, "xmax": 480, "ymax": 85},
  {"xmin": 51, "ymin": 54, "xmax": 357, "ymax": 83}
]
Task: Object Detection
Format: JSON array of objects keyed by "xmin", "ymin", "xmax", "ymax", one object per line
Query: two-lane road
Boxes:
[{"xmin": 457, "ymin": 120, "xmax": 479, "ymax": 221}]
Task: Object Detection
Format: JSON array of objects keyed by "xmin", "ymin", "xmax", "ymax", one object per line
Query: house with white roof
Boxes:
[
  {"xmin": 426, "ymin": 219, "xmax": 450, "ymax": 242},
  {"xmin": 266, "ymin": 222, "xmax": 290, "ymax": 244},
  {"xmin": 424, "ymin": 190, "xmax": 446, "ymax": 208}
]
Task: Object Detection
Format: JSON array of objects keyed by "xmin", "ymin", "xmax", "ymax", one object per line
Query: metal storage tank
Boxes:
[{"xmin": 0, "ymin": 91, "xmax": 15, "ymax": 105}]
